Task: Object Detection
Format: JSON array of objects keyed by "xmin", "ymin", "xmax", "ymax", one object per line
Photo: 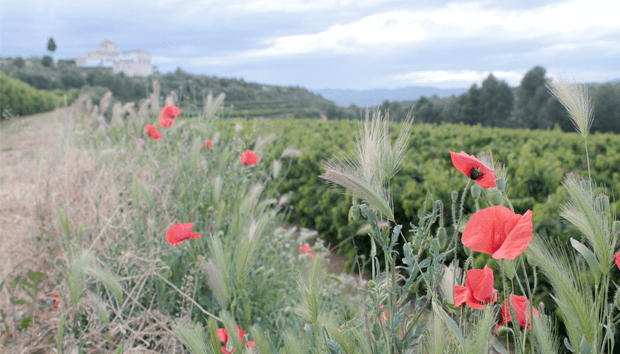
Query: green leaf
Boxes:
[
  {"xmin": 432, "ymin": 300, "xmax": 464, "ymax": 349},
  {"xmin": 0, "ymin": 278, "xmax": 5, "ymax": 292},
  {"xmin": 19, "ymin": 316, "xmax": 32, "ymax": 331},
  {"xmin": 14, "ymin": 298, "xmax": 29, "ymax": 305},
  {"xmin": 9, "ymin": 275, "xmax": 21, "ymax": 289},
  {"xmin": 26, "ymin": 270, "xmax": 46, "ymax": 283},
  {"xmin": 491, "ymin": 336, "xmax": 508, "ymax": 354},
  {"xmin": 570, "ymin": 238, "xmax": 601, "ymax": 281},
  {"xmin": 579, "ymin": 336, "xmax": 592, "ymax": 354},
  {"xmin": 57, "ymin": 313, "xmax": 65, "ymax": 354}
]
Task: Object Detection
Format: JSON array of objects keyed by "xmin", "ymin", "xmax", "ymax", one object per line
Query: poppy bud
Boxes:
[
  {"xmin": 495, "ymin": 326, "xmax": 510, "ymax": 336},
  {"xmin": 208, "ymin": 206, "xmax": 214, "ymax": 213},
  {"xmin": 372, "ymin": 323, "xmax": 382, "ymax": 341},
  {"xmin": 265, "ymin": 268, "xmax": 276, "ymax": 278},
  {"xmin": 368, "ymin": 280, "xmax": 376, "ymax": 288},
  {"xmin": 451, "ymin": 190, "xmax": 459, "ymax": 202},
  {"xmin": 436, "ymin": 227, "xmax": 447, "ymax": 247},
  {"xmin": 276, "ymin": 316, "xmax": 285, "ymax": 329},
  {"xmin": 284, "ymin": 306, "xmax": 292, "ymax": 316},
  {"xmin": 255, "ymin": 266, "xmax": 265, "ymax": 275},
  {"xmin": 489, "ymin": 190, "xmax": 503, "ymax": 206},
  {"xmin": 495, "ymin": 178, "xmax": 506, "ymax": 191},
  {"xmin": 596, "ymin": 193, "xmax": 609, "ymax": 212},
  {"xmin": 349, "ymin": 205, "xmax": 360, "ymax": 221},
  {"xmin": 471, "ymin": 184, "xmax": 481, "ymax": 200},
  {"xmin": 217, "ymin": 231, "xmax": 224, "ymax": 238},
  {"xmin": 430, "ymin": 238, "xmax": 440, "ymax": 255},
  {"xmin": 160, "ymin": 266, "xmax": 171, "ymax": 279}
]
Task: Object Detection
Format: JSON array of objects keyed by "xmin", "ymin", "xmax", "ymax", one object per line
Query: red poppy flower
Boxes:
[
  {"xmin": 210, "ymin": 225, "xmax": 214, "ymax": 230},
  {"xmin": 52, "ymin": 291, "xmax": 60, "ymax": 309},
  {"xmin": 161, "ymin": 104, "xmax": 180, "ymax": 120},
  {"xmin": 616, "ymin": 251, "xmax": 620, "ymax": 270},
  {"xmin": 145, "ymin": 124, "xmax": 162, "ymax": 140},
  {"xmin": 496, "ymin": 295, "xmax": 539, "ymax": 332},
  {"xmin": 241, "ymin": 150, "xmax": 258, "ymax": 166},
  {"xmin": 299, "ymin": 244, "xmax": 316, "ymax": 258},
  {"xmin": 216, "ymin": 326, "xmax": 255, "ymax": 354},
  {"xmin": 454, "ymin": 265, "xmax": 498, "ymax": 309},
  {"xmin": 379, "ymin": 304, "xmax": 388, "ymax": 321},
  {"xmin": 449, "ymin": 150, "xmax": 496, "ymax": 188},
  {"xmin": 204, "ymin": 139, "xmax": 214, "ymax": 149},
  {"xmin": 462, "ymin": 206, "xmax": 533, "ymax": 260},
  {"xmin": 158, "ymin": 117, "xmax": 175, "ymax": 128},
  {"xmin": 165, "ymin": 223, "xmax": 200, "ymax": 246}
]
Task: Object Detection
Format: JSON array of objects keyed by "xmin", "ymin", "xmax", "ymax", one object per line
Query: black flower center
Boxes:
[{"xmin": 469, "ymin": 167, "xmax": 484, "ymax": 181}]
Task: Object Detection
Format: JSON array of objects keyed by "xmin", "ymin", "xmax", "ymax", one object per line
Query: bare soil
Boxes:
[
  {"xmin": 0, "ymin": 110, "xmax": 84, "ymax": 351},
  {"xmin": 0, "ymin": 111, "xmax": 64, "ymax": 280}
]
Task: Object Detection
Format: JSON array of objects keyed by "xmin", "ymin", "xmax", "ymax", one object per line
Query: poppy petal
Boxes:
[
  {"xmin": 165, "ymin": 223, "xmax": 196, "ymax": 245},
  {"xmin": 448, "ymin": 151, "xmax": 497, "ymax": 188},
  {"xmin": 453, "ymin": 286, "xmax": 469, "ymax": 308},
  {"xmin": 159, "ymin": 118, "xmax": 175, "ymax": 128},
  {"xmin": 465, "ymin": 290, "xmax": 484, "ymax": 309},
  {"xmin": 241, "ymin": 150, "xmax": 258, "ymax": 166},
  {"xmin": 216, "ymin": 328, "xmax": 228, "ymax": 342},
  {"xmin": 468, "ymin": 265, "xmax": 495, "ymax": 303},
  {"xmin": 463, "ymin": 206, "xmax": 513, "ymax": 255},
  {"xmin": 615, "ymin": 251, "xmax": 620, "ymax": 270},
  {"xmin": 492, "ymin": 210, "xmax": 533, "ymax": 260},
  {"xmin": 162, "ymin": 104, "xmax": 181, "ymax": 120}
]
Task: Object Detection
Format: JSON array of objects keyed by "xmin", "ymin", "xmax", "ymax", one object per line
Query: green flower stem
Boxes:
[{"xmin": 449, "ymin": 180, "xmax": 471, "ymax": 303}]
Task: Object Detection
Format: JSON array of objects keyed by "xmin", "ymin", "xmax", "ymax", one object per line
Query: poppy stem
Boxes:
[{"xmin": 155, "ymin": 273, "xmax": 222, "ymax": 323}]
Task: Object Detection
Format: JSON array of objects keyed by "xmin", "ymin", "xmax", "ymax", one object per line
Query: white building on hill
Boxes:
[{"xmin": 76, "ymin": 40, "xmax": 152, "ymax": 77}]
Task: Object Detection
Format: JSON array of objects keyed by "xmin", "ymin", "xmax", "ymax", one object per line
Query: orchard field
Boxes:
[{"xmin": 225, "ymin": 118, "xmax": 620, "ymax": 261}]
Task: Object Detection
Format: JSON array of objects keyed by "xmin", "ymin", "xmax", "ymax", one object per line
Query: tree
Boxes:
[
  {"xmin": 592, "ymin": 83, "xmax": 620, "ymax": 133},
  {"xmin": 514, "ymin": 66, "xmax": 552, "ymax": 129},
  {"xmin": 457, "ymin": 84, "xmax": 482, "ymax": 125},
  {"xmin": 42, "ymin": 55, "xmax": 53, "ymax": 68},
  {"xmin": 479, "ymin": 74, "xmax": 514, "ymax": 127},
  {"xmin": 47, "ymin": 37, "xmax": 57, "ymax": 53},
  {"xmin": 413, "ymin": 96, "xmax": 441, "ymax": 123},
  {"xmin": 13, "ymin": 57, "xmax": 25, "ymax": 69}
]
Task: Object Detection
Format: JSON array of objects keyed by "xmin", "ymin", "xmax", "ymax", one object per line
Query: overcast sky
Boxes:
[{"xmin": 1, "ymin": 0, "xmax": 619, "ymax": 90}]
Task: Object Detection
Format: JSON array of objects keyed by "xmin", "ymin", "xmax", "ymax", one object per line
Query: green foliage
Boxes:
[
  {"xmin": 13, "ymin": 57, "xmax": 25, "ymax": 69},
  {"xmin": 0, "ymin": 71, "xmax": 62, "ymax": 117},
  {"xmin": 231, "ymin": 118, "xmax": 620, "ymax": 267},
  {"xmin": 47, "ymin": 37, "xmax": 57, "ymax": 53},
  {"xmin": 42, "ymin": 55, "xmax": 53, "ymax": 68}
]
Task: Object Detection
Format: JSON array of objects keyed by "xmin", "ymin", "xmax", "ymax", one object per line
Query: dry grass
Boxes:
[{"xmin": 0, "ymin": 104, "xmax": 185, "ymax": 352}]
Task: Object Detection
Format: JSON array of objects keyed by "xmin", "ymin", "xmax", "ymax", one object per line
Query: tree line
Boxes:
[
  {"xmin": 382, "ymin": 66, "xmax": 620, "ymax": 133},
  {"xmin": 2, "ymin": 55, "xmax": 619, "ymax": 133}
]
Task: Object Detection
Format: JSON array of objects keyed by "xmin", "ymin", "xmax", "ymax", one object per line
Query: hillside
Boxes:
[
  {"xmin": 314, "ymin": 86, "xmax": 467, "ymax": 107},
  {"xmin": 1, "ymin": 57, "xmax": 357, "ymax": 119}
]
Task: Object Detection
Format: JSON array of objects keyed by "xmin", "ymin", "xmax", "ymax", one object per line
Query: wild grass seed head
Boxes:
[{"xmin": 547, "ymin": 80, "xmax": 594, "ymax": 139}]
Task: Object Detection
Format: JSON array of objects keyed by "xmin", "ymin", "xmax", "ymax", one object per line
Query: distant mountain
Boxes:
[{"xmin": 314, "ymin": 86, "xmax": 468, "ymax": 107}]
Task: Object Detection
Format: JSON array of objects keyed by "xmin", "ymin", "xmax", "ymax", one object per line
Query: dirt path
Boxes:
[{"xmin": 0, "ymin": 110, "xmax": 67, "ymax": 280}]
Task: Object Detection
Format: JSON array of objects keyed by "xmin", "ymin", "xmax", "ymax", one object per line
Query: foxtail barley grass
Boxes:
[
  {"xmin": 546, "ymin": 80, "xmax": 594, "ymax": 180},
  {"xmin": 321, "ymin": 109, "xmax": 413, "ymax": 221}
]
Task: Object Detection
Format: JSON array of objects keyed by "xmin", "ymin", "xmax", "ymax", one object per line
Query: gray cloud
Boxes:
[{"xmin": 2, "ymin": 0, "xmax": 618, "ymax": 89}]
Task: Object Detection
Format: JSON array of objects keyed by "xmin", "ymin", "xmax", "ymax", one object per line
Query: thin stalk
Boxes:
[
  {"xmin": 519, "ymin": 256, "xmax": 534, "ymax": 353},
  {"xmin": 155, "ymin": 273, "xmax": 222, "ymax": 322},
  {"xmin": 449, "ymin": 180, "xmax": 471, "ymax": 302},
  {"xmin": 584, "ymin": 138, "xmax": 592, "ymax": 181}
]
